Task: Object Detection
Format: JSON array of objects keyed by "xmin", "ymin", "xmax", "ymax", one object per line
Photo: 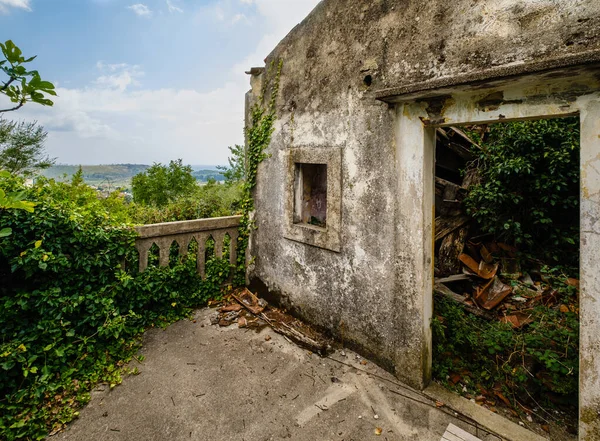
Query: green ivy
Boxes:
[
  {"xmin": 234, "ymin": 59, "xmax": 282, "ymax": 285},
  {"xmin": 0, "ymin": 174, "xmax": 231, "ymax": 440}
]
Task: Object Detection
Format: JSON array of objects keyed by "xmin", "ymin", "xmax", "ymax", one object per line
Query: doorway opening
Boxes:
[{"xmin": 431, "ymin": 116, "xmax": 581, "ymax": 438}]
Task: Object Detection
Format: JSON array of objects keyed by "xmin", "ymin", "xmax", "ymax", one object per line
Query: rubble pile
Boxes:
[{"xmin": 212, "ymin": 288, "xmax": 331, "ymax": 355}]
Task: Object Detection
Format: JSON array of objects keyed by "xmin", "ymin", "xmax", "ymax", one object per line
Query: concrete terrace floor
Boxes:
[{"xmin": 54, "ymin": 308, "xmax": 544, "ymax": 441}]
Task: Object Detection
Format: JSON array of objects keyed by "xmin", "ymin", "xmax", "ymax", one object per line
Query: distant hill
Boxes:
[{"xmin": 42, "ymin": 164, "xmax": 226, "ymax": 191}]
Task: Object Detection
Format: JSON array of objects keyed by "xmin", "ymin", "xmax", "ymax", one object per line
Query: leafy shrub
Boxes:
[
  {"xmin": 0, "ymin": 174, "xmax": 231, "ymax": 440},
  {"xmin": 131, "ymin": 159, "xmax": 197, "ymax": 207},
  {"xmin": 129, "ymin": 180, "xmax": 242, "ymax": 224},
  {"xmin": 464, "ymin": 117, "xmax": 580, "ymax": 266}
]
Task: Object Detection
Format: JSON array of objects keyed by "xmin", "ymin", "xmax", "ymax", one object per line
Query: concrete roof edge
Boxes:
[{"xmin": 375, "ymin": 49, "xmax": 600, "ymax": 102}]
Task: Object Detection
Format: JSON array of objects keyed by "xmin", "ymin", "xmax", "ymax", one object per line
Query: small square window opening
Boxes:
[{"xmin": 293, "ymin": 163, "xmax": 327, "ymax": 228}]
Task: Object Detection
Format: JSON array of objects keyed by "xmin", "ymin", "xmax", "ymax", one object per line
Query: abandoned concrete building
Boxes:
[{"xmin": 244, "ymin": 0, "xmax": 600, "ymax": 439}]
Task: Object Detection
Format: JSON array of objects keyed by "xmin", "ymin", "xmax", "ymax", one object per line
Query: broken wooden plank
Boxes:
[
  {"xmin": 438, "ymin": 226, "xmax": 469, "ymax": 276},
  {"xmin": 436, "ymin": 177, "xmax": 461, "ymax": 195},
  {"xmin": 434, "ymin": 283, "xmax": 494, "ymax": 320},
  {"xmin": 232, "ymin": 288, "xmax": 267, "ymax": 315},
  {"xmin": 435, "ymin": 216, "xmax": 470, "ymax": 242},
  {"xmin": 436, "ymin": 127, "xmax": 450, "ymax": 141},
  {"xmin": 435, "ymin": 177, "xmax": 464, "ymax": 216},
  {"xmin": 459, "ymin": 254, "xmax": 498, "ymax": 280},
  {"xmin": 448, "ymin": 127, "xmax": 482, "ymax": 151},
  {"xmin": 460, "ymin": 166, "xmax": 480, "ymax": 190},
  {"xmin": 435, "ymin": 274, "xmax": 471, "ymax": 284},
  {"xmin": 260, "ymin": 310, "xmax": 330, "ymax": 356},
  {"xmin": 474, "ymin": 276, "xmax": 513, "ymax": 310},
  {"xmin": 445, "ymin": 141, "xmax": 474, "ymax": 161}
]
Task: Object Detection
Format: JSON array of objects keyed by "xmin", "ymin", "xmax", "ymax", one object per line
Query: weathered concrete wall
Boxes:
[{"xmin": 247, "ymin": 0, "xmax": 600, "ymax": 401}]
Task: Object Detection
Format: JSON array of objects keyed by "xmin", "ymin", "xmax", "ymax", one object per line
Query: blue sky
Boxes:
[{"xmin": 0, "ymin": 0, "xmax": 320, "ymax": 165}]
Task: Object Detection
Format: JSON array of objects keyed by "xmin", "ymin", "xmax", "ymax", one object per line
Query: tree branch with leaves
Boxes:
[
  {"xmin": 0, "ymin": 40, "xmax": 56, "ymax": 113},
  {"xmin": 0, "ymin": 40, "xmax": 55, "ymax": 237}
]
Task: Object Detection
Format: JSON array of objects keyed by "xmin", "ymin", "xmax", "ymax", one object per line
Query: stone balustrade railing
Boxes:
[{"xmin": 134, "ymin": 215, "xmax": 242, "ymax": 279}]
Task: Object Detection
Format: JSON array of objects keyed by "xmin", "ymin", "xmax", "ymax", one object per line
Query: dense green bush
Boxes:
[
  {"xmin": 464, "ymin": 117, "xmax": 580, "ymax": 266},
  {"xmin": 131, "ymin": 159, "xmax": 197, "ymax": 207},
  {"xmin": 129, "ymin": 179, "xmax": 243, "ymax": 224},
  {"xmin": 0, "ymin": 174, "xmax": 232, "ymax": 440}
]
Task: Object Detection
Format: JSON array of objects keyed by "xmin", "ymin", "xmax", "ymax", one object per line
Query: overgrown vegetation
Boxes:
[
  {"xmin": 0, "ymin": 40, "xmax": 281, "ymax": 440},
  {"xmin": 0, "ymin": 40, "xmax": 54, "ymax": 240},
  {"xmin": 233, "ymin": 59, "xmax": 282, "ymax": 285},
  {"xmin": 433, "ymin": 117, "xmax": 581, "ymax": 429},
  {"xmin": 125, "ymin": 158, "xmax": 243, "ymax": 224},
  {"xmin": 433, "ymin": 269, "xmax": 579, "ymax": 400},
  {"xmin": 131, "ymin": 159, "xmax": 198, "ymax": 207},
  {"xmin": 464, "ymin": 117, "xmax": 580, "ymax": 268},
  {"xmin": 130, "ymin": 178, "xmax": 243, "ymax": 224},
  {"xmin": 0, "ymin": 172, "xmax": 232, "ymax": 440}
]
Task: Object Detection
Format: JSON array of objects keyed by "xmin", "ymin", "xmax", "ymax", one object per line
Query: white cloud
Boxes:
[
  {"xmin": 94, "ymin": 63, "xmax": 144, "ymax": 92},
  {"xmin": 127, "ymin": 3, "xmax": 152, "ymax": 17},
  {"xmin": 0, "ymin": 0, "xmax": 31, "ymax": 14},
  {"xmin": 0, "ymin": 0, "xmax": 322, "ymax": 165},
  {"xmin": 0, "ymin": 60, "xmax": 248, "ymax": 164},
  {"xmin": 166, "ymin": 0, "xmax": 182, "ymax": 13}
]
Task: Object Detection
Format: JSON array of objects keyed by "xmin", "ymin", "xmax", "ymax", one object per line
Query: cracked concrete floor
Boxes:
[{"xmin": 53, "ymin": 308, "xmax": 502, "ymax": 441}]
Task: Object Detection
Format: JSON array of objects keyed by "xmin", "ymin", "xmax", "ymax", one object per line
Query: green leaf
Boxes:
[{"xmin": 0, "ymin": 227, "xmax": 11, "ymax": 237}]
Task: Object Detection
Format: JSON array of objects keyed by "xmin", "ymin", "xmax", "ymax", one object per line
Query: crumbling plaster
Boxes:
[{"xmin": 246, "ymin": 0, "xmax": 600, "ymax": 437}]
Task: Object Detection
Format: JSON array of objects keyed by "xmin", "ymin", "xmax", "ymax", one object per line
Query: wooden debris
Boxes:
[
  {"xmin": 435, "ymin": 216, "xmax": 470, "ymax": 242},
  {"xmin": 435, "ymin": 274, "xmax": 471, "ymax": 284},
  {"xmin": 448, "ymin": 126, "xmax": 482, "ymax": 151},
  {"xmin": 232, "ymin": 288, "xmax": 267, "ymax": 315},
  {"xmin": 434, "ymin": 283, "xmax": 494, "ymax": 320},
  {"xmin": 436, "ymin": 177, "xmax": 464, "ymax": 217},
  {"xmin": 460, "ymin": 166, "xmax": 480, "ymax": 190},
  {"xmin": 459, "ymin": 254, "xmax": 498, "ymax": 280},
  {"xmin": 438, "ymin": 226, "xmax": 469, "ymax": 275},
  {"xmin": 445, "ymin": 141, "xmax": 474, "ymax": 161},
  {"xmin": 219, "ymin": 303, "xmax": 243, "ymax": 313},
  {"xmin": 480, "ymin": 245, "xmax": 493, "ymax": 264},
  {"xmin": 216, "ymin": 289, "xmax": 330, "ymax": 355},
  {"xmin": 500, "ymin": 311, "xmax": 533, "ymax": 328},
  {"xmin": 261, "ymin": 310, "xmax": 330, "ymax": 355},
  {"xmin": 474, "ymin": 277, "xmax": 513, "ymax": 310}
]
